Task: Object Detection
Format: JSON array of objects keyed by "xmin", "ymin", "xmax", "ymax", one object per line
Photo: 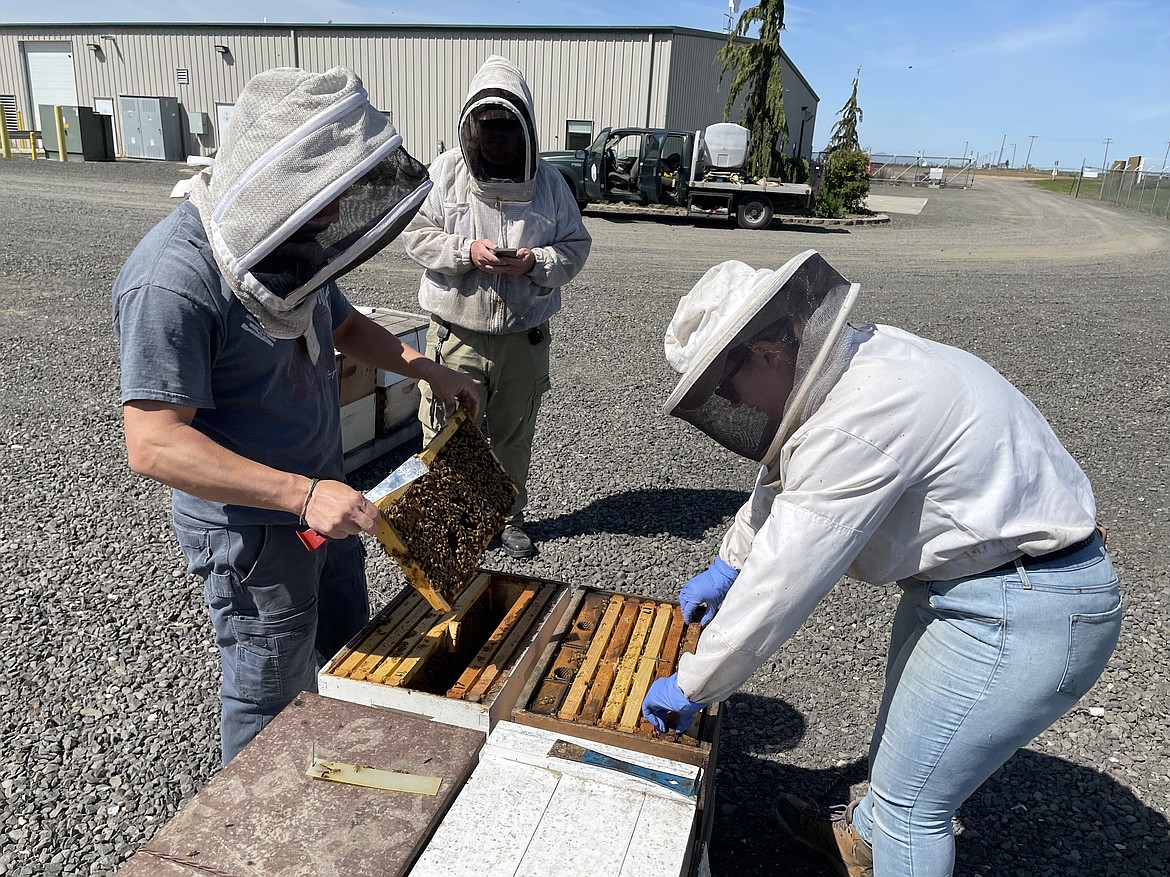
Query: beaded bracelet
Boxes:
[{"xmin": 299, "ymin": 477, "xmax": 320, "ymax": 525}]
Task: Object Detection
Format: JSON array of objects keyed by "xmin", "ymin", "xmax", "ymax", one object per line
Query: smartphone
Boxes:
[{"xmin": 493, "ymin": 247, "xmax": 519, "ymax": 258}]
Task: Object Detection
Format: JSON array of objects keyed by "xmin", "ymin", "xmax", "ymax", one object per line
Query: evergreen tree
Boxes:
[
  {"xmin": 825, "ymin": 67, "xmax": 864, "ymax": 155},
  {"xmin": 816, "ymin": 68, "xmax": 870, "ymax": 218},
  {"xmin": 717, "ymin": 1, "xmax": 787, "ymax": 180}
]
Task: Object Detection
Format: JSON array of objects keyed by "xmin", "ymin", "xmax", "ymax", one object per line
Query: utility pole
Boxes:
[
  {"xmin": 1010, "ymin": 143, "xmax": 1017, "ymax": 168},
  {"xmin": 1024, "ymin": 135, "xmax": 1037, "ymax": 169},
  {"xmin": 997, "ymin": 133, "xmax": 1008, "ymax": 166},
  {"xmin": 1099, "ymin": 139, "xmax": 1112, "ymax": 201}
]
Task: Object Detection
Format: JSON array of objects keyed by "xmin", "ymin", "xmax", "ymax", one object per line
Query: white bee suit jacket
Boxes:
[
  {"xmin": 677, "ymin": 324, "xmax": 1098, "ymax": 704},
  {"xmin": 402, "ymin": 55, "xmax": 591, "ymax": 335}
]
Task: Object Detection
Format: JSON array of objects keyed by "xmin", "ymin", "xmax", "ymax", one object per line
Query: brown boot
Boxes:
[{"xmin": 772, "ymin": 794, "xmax": 873, "ymax": 877}]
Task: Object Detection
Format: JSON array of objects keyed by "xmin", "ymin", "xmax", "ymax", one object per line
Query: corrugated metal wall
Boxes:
[
  {"xmin": 664, "ymin": 32, "xmax": 819, "ymax": 158},
  {"xmin": 0, "ymin": 24, "xmax": 812, "ymax": 163},
  {"xmin": 663, "ymin": 32, "xmax": 735, "ymax": 133},
  {"xmin": 295, "ymin": 27, "xmax": 673, "ymax": 161}
]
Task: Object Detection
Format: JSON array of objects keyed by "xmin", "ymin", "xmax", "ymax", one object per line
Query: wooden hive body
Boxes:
[{"xmin": 320, "ymin": 569, "xmax": 571, "ymax": 731}]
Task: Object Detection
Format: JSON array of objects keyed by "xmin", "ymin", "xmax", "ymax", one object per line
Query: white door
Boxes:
[
  {"xmin": 24, "ymin": 41, "xmax": 78, "ymax": 131},
  {"xmin": 215, "ymin": 103, "xmax": 235, "ymax": 149}
]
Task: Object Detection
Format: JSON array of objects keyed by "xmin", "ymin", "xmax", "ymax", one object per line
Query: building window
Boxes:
[{"xmin": 565, "ymin": 120, "xmax": 593, "ymax": 151}]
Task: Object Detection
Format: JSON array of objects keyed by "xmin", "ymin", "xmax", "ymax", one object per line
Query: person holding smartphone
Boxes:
[{"xmin": 402, "ymin": 55, "xmax": 592, "ymax": 558}]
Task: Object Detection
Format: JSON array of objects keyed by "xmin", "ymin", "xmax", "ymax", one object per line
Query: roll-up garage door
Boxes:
[{"xmin": 24, "ymin": 41, "xmax": 78, "ymax": 127}]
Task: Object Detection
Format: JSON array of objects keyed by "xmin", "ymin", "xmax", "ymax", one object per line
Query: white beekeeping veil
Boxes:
[
  {"xmin": 187, "ymin": 66, "xmax": 432, "ymax": 362},
  {"xmin": 457, "ymin": 55, "xmax": 538, "ymax": 201},
  {"xmin": 663, "ymin": 250, "xmax": 860, "ymax": 462}
]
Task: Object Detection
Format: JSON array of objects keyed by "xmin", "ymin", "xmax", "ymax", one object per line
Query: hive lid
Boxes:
[{"xmin": 373, "ymin": 410, "xmax": 518, "ymax": 612}]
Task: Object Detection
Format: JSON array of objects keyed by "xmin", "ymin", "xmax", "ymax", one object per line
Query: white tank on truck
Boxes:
[{"xmin": 701, "ymin": 123, "xmax": 750, "ymax": 171}]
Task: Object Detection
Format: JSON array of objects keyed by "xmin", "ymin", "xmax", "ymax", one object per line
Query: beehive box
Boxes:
[
  {"xmin": 511, "ymin": 587, "xmax": 720, "ymax": 768},
  {"xmin": 341, "ymin": 307, "xmax": 428, "ymax": 472},
  {"xmin": 335, "ymin": 352, "xmax": 376, "ymax": 406},
  {"xmin": 319, "ymin": 569, "xmax": 571, "ymax": 732},
  {"xmin": 321, "ymin": 410, "xmax": 571, "ymax": 730},
  {"xmin": 409, "ymin": 721, "xmax": 710, "ymax": 877}
]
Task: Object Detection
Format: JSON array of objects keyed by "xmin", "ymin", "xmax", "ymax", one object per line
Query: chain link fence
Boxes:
[
  {"xmin": 1097, "ymin": 166, "xmax": 1170, "ymax": 219},
  {"xmin": 1041, "ymin": 165, "xmax": 1170, "ymax": 220},
  {"xmin": 811, "ymin": 152, "xmax": 977, "ymax": 189},
  {"xmin": 865, "ymin": 153, "xmax": 976, "ymax": 189}
]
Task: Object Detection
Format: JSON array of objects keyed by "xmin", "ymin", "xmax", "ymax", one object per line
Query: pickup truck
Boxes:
[{"xmin": 542, "ymin": 125, "xmax": 817, "ymax": 229}]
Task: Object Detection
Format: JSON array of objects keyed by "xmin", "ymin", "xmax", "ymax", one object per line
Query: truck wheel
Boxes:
[{"xmin": 736, "ymin": 196, "xmax": 774, "ymax": 230}]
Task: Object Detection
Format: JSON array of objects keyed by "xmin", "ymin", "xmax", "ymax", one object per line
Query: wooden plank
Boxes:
[
  {"xmin": 516, "ymin": 774, "xmax": 650, "ymax": 875},
  {"xmin": 674, "ymin": 621, "xmax": 706, "ymax": 744},
  {"xmin": 526, "ymin": 641, "xmax": 586, "ymax": 716},
  {"xmin": 560, "ymin": 591, "xmax": 610, "ymax": 648},
  {"xmin": 512, "ymin": 710, "xmax": 708, "ymax": 768},
  {"xmin": 637, "ymin": 607, "xmax": 688, "ymax": 737},
  {"xmin": 408, "ymin": 758, "xmax": 556, "ymax": 877},
  {"xmin": 619, "ymin": 603, "xmax": 675, "ymax": 732},
  {"xmin": 384, "ymin": 572, "xmax": 494, "ymax": 688},
  {"xmin": 366, "ymin": 602, "xmax": 447, "ymax": 685},
  {"xmin": 325, "ymin": 588, "xmax": 427, "ymax": 678},
  {"xmin": 446, "ymin": 585, "xmax": 538, "ymax": 700},
  {"xmin": 599, "ymin": 602, "xmax": 657, "ymax": 728},
  {"xmin": 409, "ymin": 722, "xmax": 699, "ymax": 877},
  {"xmin": 556, "ymin": 595, "xmax": 624, "ymax": 720},
  {"xmin": 117, "ymin": 694, "xmax": 483, "ymax": 877},
  {"xmin": 577, "ymin": 599, "xmax": 640, "ymax": 726},
  {"xmin": 351, "ymin": 598, "xmax": 435, "ymax": 682},
  {"xmin": 681, "ymin": 620, "xmax": 702, "ymax": 657},
  {"xmin": 464, "ymin": 585, "xmax": 556, "ymax": 704}
]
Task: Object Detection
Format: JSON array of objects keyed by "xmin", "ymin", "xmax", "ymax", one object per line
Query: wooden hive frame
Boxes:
[
  {"xmin": 372, "ymin": 410, "xmax": 518, "ymax": 612},
  {"xmin": 512, "ymin": 587, "xmax": 719, "ymax": 767},
  {"xmin": 322, "ymin": 571, "xmax": 564, "ymax": 705}
]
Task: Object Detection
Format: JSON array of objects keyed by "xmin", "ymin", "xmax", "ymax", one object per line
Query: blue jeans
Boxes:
[
  {"xmin": 173, "ymin": 521, "xmax": 369, "ymax": 765},
  {"xmin": 850, "ymin": 535, "xmax": 1122, "ymax": 876}
]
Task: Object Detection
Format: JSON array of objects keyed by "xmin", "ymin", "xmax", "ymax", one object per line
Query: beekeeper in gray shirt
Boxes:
[
  {"xmin": 402, "ymin": 54, "xmax": 592, "ymax": 559},
  {"xmin": 112, "ymin": 66, "xmax": 482, "ymax": 764}
]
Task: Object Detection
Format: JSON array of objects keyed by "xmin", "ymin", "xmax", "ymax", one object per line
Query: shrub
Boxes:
[{"xmin": 815, "ymin": 147, "xmax": 870, "ymax": 218}]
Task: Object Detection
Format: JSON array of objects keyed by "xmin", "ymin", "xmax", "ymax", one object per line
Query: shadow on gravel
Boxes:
[
  {"xmin": 531, "ymin": 487, "xmax": 746, "ymax": 540},
  {"xmin": 708, "ymin": 696, "xmax": 1169, "ymax": 877}
]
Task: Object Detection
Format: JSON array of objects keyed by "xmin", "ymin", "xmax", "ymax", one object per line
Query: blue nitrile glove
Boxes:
[
  {"xmin": 679, "ymin": 556, "xmax": 739, "ymax": 626},
  {"xmin": 641, "ymin": 674, "xmax": 706, "ymax": 734}
]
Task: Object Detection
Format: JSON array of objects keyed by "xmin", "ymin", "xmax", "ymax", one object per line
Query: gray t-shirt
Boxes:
[{"xmin": 112, "ymin": 201, "xmax": 351, "ymax": 527}]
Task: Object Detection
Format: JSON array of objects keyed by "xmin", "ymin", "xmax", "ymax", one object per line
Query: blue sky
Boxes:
[{"xmin": 5, "ymin": 0, "xmax": 1168, "ymax": 170}]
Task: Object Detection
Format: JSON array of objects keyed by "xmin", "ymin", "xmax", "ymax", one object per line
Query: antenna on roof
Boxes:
[{"xmin": 724, "ymin": 0, "xmax": 741, "ymax": 34}]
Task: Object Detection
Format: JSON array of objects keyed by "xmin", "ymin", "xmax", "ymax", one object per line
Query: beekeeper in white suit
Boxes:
[
  {"xmin": 113, "ymin": 66, "xmax": 481, "ymax": 764},
  {"xmin": 402, "ymin": 54, "xmax": 592, "ymax": 560},
  {"xmin": 641, "ymin": 250, "xmax": 1121, "ymax": 877}
]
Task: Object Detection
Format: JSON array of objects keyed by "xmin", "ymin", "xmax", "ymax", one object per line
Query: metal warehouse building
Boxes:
[{"xmin": 0, "ymin": 22, "xmax": 817, "ymax": 165}]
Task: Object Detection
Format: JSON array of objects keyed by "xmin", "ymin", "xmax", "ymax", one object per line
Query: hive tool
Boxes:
[
  {"xmin": 297, "ymin": 455, "xmax": 429, "ymax": 550},
  {"xmin": 547, "ymin": 740, "xmax": 696, "ymax": 797}
]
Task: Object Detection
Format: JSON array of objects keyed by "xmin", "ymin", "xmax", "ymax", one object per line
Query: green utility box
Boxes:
[{"xmin": 37, "ymin": 105, "xmax": 115, "ymax": 161}]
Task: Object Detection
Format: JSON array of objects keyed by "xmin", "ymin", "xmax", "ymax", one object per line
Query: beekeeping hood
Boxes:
[
  {"xmin": 663, "ymin": 250, "xmax": 860, "ymax": 463},
  {"xmin": 457, "ymin": 55, "xmax": 538, "ymax": 201},
  {"xmin": 187, "ymin": 66, "xmax": 431, "ymax": 362}
]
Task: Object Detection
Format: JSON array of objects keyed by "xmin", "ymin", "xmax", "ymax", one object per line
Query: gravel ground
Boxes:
[{"xmin": 1, "ymin": 158, "xmax": 1167, "ymax": 877}]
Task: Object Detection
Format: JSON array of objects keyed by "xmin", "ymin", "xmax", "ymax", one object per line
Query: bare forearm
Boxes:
[
  {"xmin": 334, "ymin": 312, "xmax": 443, "ymax": 383},
  {"xmin": 124, "ymin": 408, "xmax": 308, "ymax": 514}
]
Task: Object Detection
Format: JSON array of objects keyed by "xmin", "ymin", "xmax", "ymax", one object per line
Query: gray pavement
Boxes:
[{"xmin": 0, "ymin": 159, "xmax": 1166, "ymax": 877}]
